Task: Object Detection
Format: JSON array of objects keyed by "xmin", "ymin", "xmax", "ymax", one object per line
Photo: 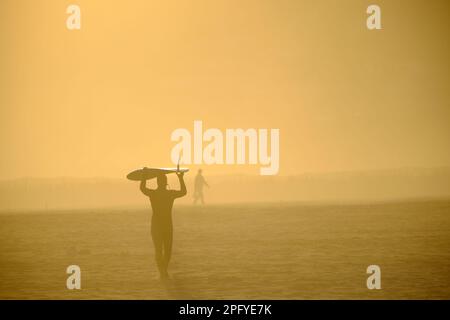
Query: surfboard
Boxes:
[{"xmin": 126, "ymin": 167, "xmax": 189, "ymax": 181}]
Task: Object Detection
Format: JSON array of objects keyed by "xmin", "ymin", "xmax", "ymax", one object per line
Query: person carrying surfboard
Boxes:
[{"xmin": 139, "ymin": 167, "xmax": 187, "ymax": 280}]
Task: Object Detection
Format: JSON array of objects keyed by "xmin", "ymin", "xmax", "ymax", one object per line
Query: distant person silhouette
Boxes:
[
  {"xmin": 193, "ymin": 169, "xmax": 209, "ymax": 205},
  {"xmin": 140, "ymin": 168, "xmax": 186, "ymax": 280}
]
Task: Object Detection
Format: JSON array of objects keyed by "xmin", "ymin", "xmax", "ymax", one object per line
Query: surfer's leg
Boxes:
[
  {"xmin": 151, "ymin": 229, "xmax": 166, "ymax": 278},
  {"xmin": 162, "ymin": 228, "xmax": 173, "ymax": 276}
]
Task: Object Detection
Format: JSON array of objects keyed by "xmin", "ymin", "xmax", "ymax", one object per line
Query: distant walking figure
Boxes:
[
  {"xmin": 193, "ymin": 169, "xmax": 209, "ymax": 205},
  {"xmin": 139, "ymin": 168, "xmax": 186, "ymax": 280}
]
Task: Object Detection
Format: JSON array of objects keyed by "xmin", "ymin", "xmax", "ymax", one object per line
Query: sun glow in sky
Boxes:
[{"xmin": 1, "ymin": 0, "xmax": 449, "ymax": 179}]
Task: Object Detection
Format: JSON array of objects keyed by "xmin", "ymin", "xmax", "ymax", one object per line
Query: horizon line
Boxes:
[{"xmin": 1, "ymin": 165, "xmax": 450, "ymax": 182}]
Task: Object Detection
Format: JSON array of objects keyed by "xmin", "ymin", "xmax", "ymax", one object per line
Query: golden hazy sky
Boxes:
[{"xmin": 1, "ymin": 0, "xmax": 449, "ymax": 179}]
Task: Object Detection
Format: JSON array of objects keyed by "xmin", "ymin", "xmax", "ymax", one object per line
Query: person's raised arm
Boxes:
[
  {"xmin": 140, "ymin": 179, "xmax": 152, "ymax": 196},
  {"xmin": 139, "ymin": 168, "xmax": 153, "ymax": 196},
  {"xmin": 172, "ymin": 171, "xmax": 187, "ymax": 198}
]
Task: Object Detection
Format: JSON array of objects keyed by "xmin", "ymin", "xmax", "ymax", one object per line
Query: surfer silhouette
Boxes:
[
  {"xmin": 139, "ymin": 168, "xmax": 187, "ymax": 280},
  {"xmin": 193, "ymin": 169, "xmax": 209, "ymax": 205}
]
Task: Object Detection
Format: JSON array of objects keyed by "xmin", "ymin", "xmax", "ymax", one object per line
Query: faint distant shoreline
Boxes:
[{"xmin": 1, "ymin": 197, "xmax": 450, "ymax": 215}]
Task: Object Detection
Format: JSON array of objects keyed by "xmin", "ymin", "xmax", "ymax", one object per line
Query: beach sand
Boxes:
[{"xmin": 0, "ymin": 200, "xmax": 449, "ymax": 299}]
